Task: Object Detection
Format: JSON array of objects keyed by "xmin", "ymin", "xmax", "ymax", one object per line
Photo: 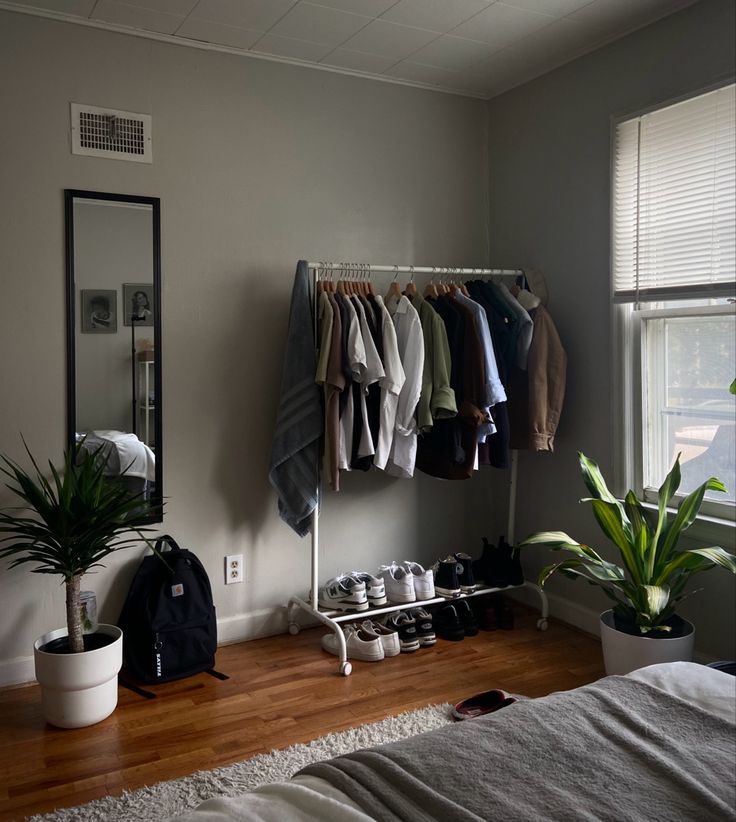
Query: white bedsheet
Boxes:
[{"xmin": 168, "ymin": 662, "xmax": 735, "ymax": 822}]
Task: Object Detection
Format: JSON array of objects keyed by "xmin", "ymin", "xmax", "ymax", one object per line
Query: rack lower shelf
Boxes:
[{"xmin": 287, "ymin": 580, "xmax": 549, "ymax": 676}]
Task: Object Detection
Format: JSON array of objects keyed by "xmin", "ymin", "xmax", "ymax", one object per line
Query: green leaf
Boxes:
[
  {"xmin": 586, "ymin": 499, "xmax": 641, "ymax": 583},
  {"xmin": 657, "ymin": 547, "xmax": 736, "ymax": 583},
  {"xmin": 578, "ymin": 453, "xmax": 618, "ymax": 503},
  {"xmin": 642, "ymin": 584, "xmax": 670, "ymax": 618},
  {"xmin": 658, "ymin": 478, "xmax": 727, "ymax": 563}
]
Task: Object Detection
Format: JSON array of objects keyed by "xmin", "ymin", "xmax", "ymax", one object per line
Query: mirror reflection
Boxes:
[{"xmin": 66, "ymin": 191, "xmax": 162, "ymax": 521}]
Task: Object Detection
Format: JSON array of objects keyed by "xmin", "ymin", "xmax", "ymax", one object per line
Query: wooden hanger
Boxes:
[
  {"xmin": 424, "ymin": 268, "xmax": 438, "ymax": 298},
  {"xmin": 387, "ymin": 266, "xmax": 402, "ymax": 300},
  {"xmin": 404, "ymin": 266, "xmax": 417, "ymax": 297}
]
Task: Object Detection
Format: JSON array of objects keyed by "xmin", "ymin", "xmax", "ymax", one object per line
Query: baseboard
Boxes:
[{"xmin": 0, "ymin": 655, "xmax": 36, "ymax": 688}]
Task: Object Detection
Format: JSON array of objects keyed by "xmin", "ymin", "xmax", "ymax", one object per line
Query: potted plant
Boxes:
[
  {"xmin": 0, "ymin": 442, "xmax": 157, "ymax": 728},
  {"xmin": 520, "ymin": 452, "xmax": 736, "ymax": 675}
]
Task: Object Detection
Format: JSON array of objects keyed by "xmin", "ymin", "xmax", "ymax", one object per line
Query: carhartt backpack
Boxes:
[{"xmin": 118, "ymin": 535, "xmax": 219, "ymax": 684}]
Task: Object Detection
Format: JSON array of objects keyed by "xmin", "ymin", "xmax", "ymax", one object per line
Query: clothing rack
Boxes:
[{"xmin": 286, "ymin": 261, "xmax": 549, "ymax": 676}]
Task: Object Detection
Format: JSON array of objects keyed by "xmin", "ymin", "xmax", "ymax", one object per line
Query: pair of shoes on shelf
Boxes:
[
  {"xmin": 474, "ymin": 594, "xmax": 515, "ymax": 631},
  {"xmin": 433, "ymin": 600, "xmax": 479, "ymax": 641},
  {"xmin": 318, "ymin": 571, "xmax": 387, "ymax": 612},
  {"xmin": 381, "ymin": 608, "xmax": 436, "ymax": 652},
  {"xmin": 452, "ymin": 689, "xmax": 518, "ymax": 721},
  {"xmin": 472, "ymin": 536, "xmax": 524, "ymax": 588},
  {"xmin": 433, "ymin": 554, "xmax": 477, "ymax": 598},
  {"xmin": 378, "ymin": 562, "xmax": 435, "ymax": 604},
  {"xmin": 321, "ymin": 620, "xmax": 400, "ymax": 662}
]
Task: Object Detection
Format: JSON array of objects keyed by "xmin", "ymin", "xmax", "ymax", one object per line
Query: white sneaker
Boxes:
[
  {"xmin": 401, "ymin": 561, "xmax": 436, "ymax": 600},
  {"xmin": 378, "ymin": 563, "xmax": 416, "ymax": 604},
  {"xmin": 361, "ymin": 620, "xmax": 400, "ymax": 657},
  {"xmin": 318, "ymin": 575, "xmax": 368, "ymax": 612},
  {"xmin": 347, "ymin": 571, "xmax": 388, "ymax": 607},
  {"xmin": 321, "ymin": 625, "xmax": 384, "ymax": 662}
]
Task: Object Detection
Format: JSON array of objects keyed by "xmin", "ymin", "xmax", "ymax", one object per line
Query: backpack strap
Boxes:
[
  {"xmin": 204, "ymin": 668, "xmax": 230, "ymax": 681},
  {"xmin": 155, "ymin": 534, "xmax": 184, "ymax": 553},
  {"xmin": 119, "ymin": 677, "xmax": 157, "ymax": 699}
]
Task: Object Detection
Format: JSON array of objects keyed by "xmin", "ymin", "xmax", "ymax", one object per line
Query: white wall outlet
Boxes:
[{"xmin": 225, "ymin": 554, "xmax": 244, "ymax": 584}]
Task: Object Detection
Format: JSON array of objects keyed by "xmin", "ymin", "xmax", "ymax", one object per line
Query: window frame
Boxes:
[{"xmin": 610, "ymin": 80, "xmax": 736, "ymax": 534}]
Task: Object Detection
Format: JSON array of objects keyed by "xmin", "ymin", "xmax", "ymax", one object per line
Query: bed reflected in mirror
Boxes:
[{"xmin": 65, "ymin": 190, "xmax": 162, "ymax": 522}]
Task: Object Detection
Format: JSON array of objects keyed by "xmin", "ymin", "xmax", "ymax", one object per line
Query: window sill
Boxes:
[{"xmin": 639, "ymin": 501, "xmax": 735, "ymax": 546}]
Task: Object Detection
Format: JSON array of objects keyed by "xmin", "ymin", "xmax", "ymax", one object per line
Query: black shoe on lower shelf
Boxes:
[
  {"xmin": 433, "ymin": 604, "xmax": 465, "ymax": 641},
  {"xmin": 454, "ymin": 599, "xmax": 479, "ymax": 636},
  {"xmin": 409, "ymin": 607, "xmax": 436, "ymax": 646},
  {"xmin": 454, "ymin": 552, "xmax": 477, "ymax": 593},
  {"xmin": 384, "ymin": 612, "xmax": 421, "ymax": 652}
]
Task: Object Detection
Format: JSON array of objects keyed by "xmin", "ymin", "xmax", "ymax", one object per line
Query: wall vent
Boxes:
[{"xmin": 71, "ymin": 103, "xmax": 152, "ymax": 163}]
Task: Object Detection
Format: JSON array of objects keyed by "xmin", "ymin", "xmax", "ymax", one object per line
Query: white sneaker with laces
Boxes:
[
  {"xmin": 318, "ymin": 575, "xmax": 368, "ymax": 612},
  {"xmin": 348, "ymin": 571, "xmax": 387, "ymax": 607},
  {"xmin": 361, "ymin": 620, "xmax": 400, "ymax": 657},
  {"xmin": 321, "ymin": 625, "xmax": 384, "ymax": 662},
  {"xmin": 402, "ymin": 561, "xmax": 436, "ymax": 600},
  {"xmin": 378, "ymin": 563, "xmax": 416, "ymax": 604}
]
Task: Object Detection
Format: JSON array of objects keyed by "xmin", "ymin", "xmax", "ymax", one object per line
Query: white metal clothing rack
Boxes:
[{"xmin": 286, "ymin": 261, "xmax": 549, "ymax": 676}]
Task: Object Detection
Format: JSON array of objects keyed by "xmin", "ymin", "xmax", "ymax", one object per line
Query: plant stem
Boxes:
[{"xmin": 66, "ymin": 574, "xmax": 84, "ymax": 653}]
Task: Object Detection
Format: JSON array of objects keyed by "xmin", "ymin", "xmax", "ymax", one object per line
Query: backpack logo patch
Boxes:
[{"xmin": 171, "ymin": 583, "xmax": 184, "ymax": 597}]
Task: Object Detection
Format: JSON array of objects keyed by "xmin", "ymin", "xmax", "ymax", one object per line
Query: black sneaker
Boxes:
[
  {"xmin": 433, "ymin": 604, "xmax": 465, "ymax": 641},
  {"xmin": 454, "ymin": 553, "xmax": 477, "ymax": 593},
  {"xmin": 409, "ymin": 607, "xmax": 436, "ymax": 646},
  {"xmin": 454, "ymin": 599, "xmax": 479, "ymax": 636},
  {"xmin": 385, "ymin": 612, "xmax": 421, "ymax": 652},
  {"xmin": 433, "ymin": 557, "xmax": 461, "ymax": 597}
]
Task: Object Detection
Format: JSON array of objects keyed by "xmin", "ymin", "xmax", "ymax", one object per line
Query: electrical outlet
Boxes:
[{"xmin": 225, "ymin": 554, "xmax": 244, "ymax": 584}]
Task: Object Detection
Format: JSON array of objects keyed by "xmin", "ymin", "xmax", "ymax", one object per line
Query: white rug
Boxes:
[{"xmin": 29, "ymin": 703, "xmax": 454, "ymax": 822}]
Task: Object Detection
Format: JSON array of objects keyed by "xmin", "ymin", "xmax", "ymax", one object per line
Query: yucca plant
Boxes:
[
  {"xmin": 0, "ymin": 442, "xmax": 157, "ymax": 653},
  {"xmin": 520, "ymin": 452, "xmax": 736, "ymax": 634}
]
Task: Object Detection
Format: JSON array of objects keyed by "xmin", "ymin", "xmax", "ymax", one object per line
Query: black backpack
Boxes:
[{"xmin": 118, "ymin": 535, "xmax": 220, "ymax": 684}]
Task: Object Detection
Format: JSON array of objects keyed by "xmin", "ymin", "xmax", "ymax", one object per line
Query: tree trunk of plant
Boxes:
[{"xmin": 66, "ymin": 574, "xmax": 84, "ymax": 653}]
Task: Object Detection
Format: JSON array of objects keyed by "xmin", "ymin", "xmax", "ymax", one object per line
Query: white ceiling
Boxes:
[{"xmin": 2, "ymin": 0, "xmax": 697, "ymax": 98}]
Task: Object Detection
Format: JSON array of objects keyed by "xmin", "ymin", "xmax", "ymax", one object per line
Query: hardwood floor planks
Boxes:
[{"xmin": 0, "ymin": 607, "xmax": 605, "ymax": 821}]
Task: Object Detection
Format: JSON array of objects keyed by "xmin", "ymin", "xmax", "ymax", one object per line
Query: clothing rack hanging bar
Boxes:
[
  {"xmin": 307, "ymin": 262, "xmax": 523, "ymax": 276},
  {"xmin": 287, "ymin": 260, "xmax": 549, "ymax": 676}
]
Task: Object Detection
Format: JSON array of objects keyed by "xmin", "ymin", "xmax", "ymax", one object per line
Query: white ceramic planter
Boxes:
[
  {"xmin": 33, "ymin": 624, "xmax": 123, "ymax": 729},
  {"xmin": 600, "ymin": 610, "xmax": 695, "ymax": 676}
]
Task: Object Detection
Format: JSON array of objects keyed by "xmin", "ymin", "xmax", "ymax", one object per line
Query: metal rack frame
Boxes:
[{"xmin": 287, "ymin": 261, "xmax": 549, "ymax": 676}]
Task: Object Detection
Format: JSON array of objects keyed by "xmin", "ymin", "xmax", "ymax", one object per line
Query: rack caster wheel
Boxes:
[
  {"xmin": 288, "ymin": 623, "xmax": 300, "ymax": 636},
  {"xmin": 339, "ymin": 661, "xmax": 352, "ymax": 677},
  {"xmin": 537, "ymin": 619, "xmax": 549, "ymax": 631}
]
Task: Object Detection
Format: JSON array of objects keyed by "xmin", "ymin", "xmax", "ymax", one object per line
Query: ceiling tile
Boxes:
[
  {"xmin": 269, "ymin": 3, "xmax": 370, "ymax": 47},
  {"xmin": 251, "ymin": 33, "xmax": 333, "ymax": 61},
  {"xmin": 567, "ymin": 0, "xmax": 693, "ymax": 33},
  {"xmin": 500, "ymin": 0, "xmax": 592, "ymax": 16},
  {"xmin": 441, "ymin": 70, "xmax": 497, "ymax": 96},
  {"xmin": 91, "ymin": 0, "xmax": 185, "ymax": 33},
  {"xmin": 189, "ymin": 0, "xmax": 297, "ymax": 32},
  {"xmin": 385, "ymin": 60, "xmax": 457, "ymax": 86},
  {"xmin": 408, "ymin": 34, "xmax": 496, "ymax": 71},
  {"xmin": 303, "ymin": 0, "xmax": 396, "ymax": 14},
  {"xmin": 339, "ymin": 19, "xmax": 439, "ymax": 60},
  {"xmin": 509, "ymin": 16, "xmax": 608, "ymax": 61},
  {"xmin": 116, "ymin": 0, "xmax": 198, "ymax": 15},
  {"xmin": 319, "ymin": 48, "xmax": 396, "ymax": 73},
  {"xmin": 176, "ymin": 18, "xmax": 262, "ymax": 48},
  {"xmin": 3, "ymin": 0, "xmax": 96, "ymax": 15},
  {"xmin": 381, "ymin": 0, "xmax": 492, "ymax": 34},
  {"xmin": 451, "ymin": 2, "xmax": 555, "ymax": 47}
]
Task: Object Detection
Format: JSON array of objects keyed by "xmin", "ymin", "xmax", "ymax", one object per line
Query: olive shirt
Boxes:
[{"xmin": 409, "ymin": 292, "xmax": 457, "ymax": 433}]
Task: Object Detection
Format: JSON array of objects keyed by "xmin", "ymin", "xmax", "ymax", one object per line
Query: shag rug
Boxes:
[{"xmin": 28, "ymin": 703, "xmax": 454, "ymax": 822}]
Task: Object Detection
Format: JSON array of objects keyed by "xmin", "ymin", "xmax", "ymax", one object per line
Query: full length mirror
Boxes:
[{"xmin": 65, "ymin": 190, "xmax": 163, "ymax": 522}]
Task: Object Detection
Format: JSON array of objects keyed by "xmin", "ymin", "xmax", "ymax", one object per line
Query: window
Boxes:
[{"xmin": 612, "ymin": 83, "xmax": 736, "ymax": 520}]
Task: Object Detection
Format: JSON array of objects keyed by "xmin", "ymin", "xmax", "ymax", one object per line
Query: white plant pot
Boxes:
[
  {"xmin": 600, "ymin": 610, "xmax": 695, "ymax": 676},
  {"xmin": 33, "ymin": 623, "xmax": 123, "ymax": 729}
]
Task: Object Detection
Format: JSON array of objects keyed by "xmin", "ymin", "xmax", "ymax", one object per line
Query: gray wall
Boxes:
[
  {"xmin": 486, "ymin": 0, "xmax": 736, "ymax": 658},
  {"xmin": 0, "ymin": 10, "xmax": 489, "ymax": 683}
]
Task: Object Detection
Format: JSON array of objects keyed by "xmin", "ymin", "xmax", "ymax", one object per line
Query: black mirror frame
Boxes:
[{"xmin": 65, "ymin": 189, "xmax": 163, "ymax": 523}]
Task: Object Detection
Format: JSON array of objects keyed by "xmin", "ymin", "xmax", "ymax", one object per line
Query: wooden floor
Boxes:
[{"xmin": 0, "ymin": 606, "xmax": 604, "ymax": 821}]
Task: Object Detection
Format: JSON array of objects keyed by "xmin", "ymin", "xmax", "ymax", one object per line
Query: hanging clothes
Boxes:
[
  {"xmin": 384, "ymin": 293, "xmax": 424, "ymax": 478},
  {"xmin": 372, "ymin": 294, "xmax": 405, "ymax": 470},
  {"xmin": 323, "ymin": 291, "xmax": 345, "ymax": 491},
  {"xmin": 268, "ymin": 261, "xmax": 322, "ymax": 536}
]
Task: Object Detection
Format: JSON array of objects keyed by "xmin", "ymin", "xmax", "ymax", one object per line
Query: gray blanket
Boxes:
[{"xmin": 300, "ymin": 676, "xmax": 736, "ymax": 822}]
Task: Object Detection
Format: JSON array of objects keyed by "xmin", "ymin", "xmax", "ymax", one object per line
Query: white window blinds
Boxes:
[{"xmin": 613, "ymin": 83, "xmax": 736, "ymax": 303}]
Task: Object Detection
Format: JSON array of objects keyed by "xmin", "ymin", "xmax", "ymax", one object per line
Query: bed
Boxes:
[{"xmin": 169, "ymin": 662, "xmax": 736, "ymax": 822}]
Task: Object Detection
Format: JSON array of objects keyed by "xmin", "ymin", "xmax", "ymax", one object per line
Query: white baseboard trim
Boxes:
[{"xmin": 0, "ymin": 655, "xmax": 36, "ymax": 689}]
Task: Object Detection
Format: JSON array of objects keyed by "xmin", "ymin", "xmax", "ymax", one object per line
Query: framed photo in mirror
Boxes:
[
  {"xmin": 123, "ymin": 282, "xmax": 155, "ymax": 326},
  {"xmin": 81, "ymin": 289, "xmax": 117, "ymax": 333}
]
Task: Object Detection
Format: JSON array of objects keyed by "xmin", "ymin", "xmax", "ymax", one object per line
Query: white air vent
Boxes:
[{"xmin": 71, "ymin": 103, "xmax": 152, "ymax": 163}]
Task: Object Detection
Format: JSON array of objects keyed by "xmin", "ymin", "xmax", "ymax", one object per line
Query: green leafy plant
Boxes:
[
  {"xmin": 0, "ymin": 442, "xmax": 158, "ymax": 653},
  {"xmin": 520, "ymin": 452, "xmax": 736, "ymax": 634}
]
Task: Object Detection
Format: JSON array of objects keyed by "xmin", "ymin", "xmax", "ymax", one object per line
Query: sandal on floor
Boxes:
[{"xmin": 451, "ymin": 689, "xmax": 517, "ymax": 721}]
